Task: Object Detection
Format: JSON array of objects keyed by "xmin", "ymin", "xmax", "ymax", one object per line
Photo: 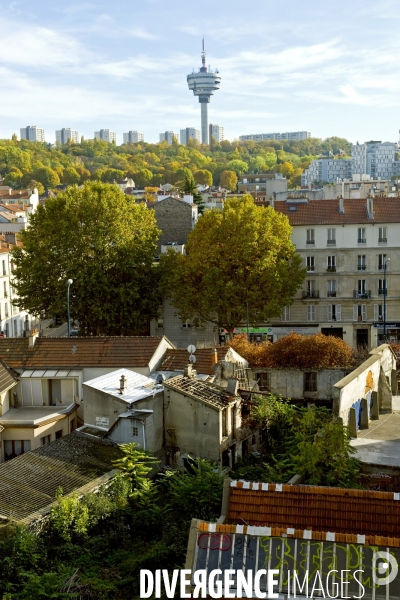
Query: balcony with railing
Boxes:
[
  {"xmin": 327, "ymin": 290, "xmax": 337, "ymax": 297},
  {"xmin": 327, "ymin": 239, "xmax": 336, "ymax": 246},
  {"xmin": 378, "ymin": 237, "xmax": 387, "ymax": 244},
  {"xmin": 378, "ymin": 288, "xmax": 387, "ymax": 296},
  {"xmin": 306, "ymin": 240, "xmax": 315, "ymax": 245},
  {"xmin": 302, "ymin": 290, "xmax": 320, "ymax": 299},
  {"xmin": 353, "ymin": 290, "xmax": 371, "ymax": 299},
  {"xmin": 357, "ymin": 265, "xmax": 366, "ymax": 271},
  {"xmin": 326, "ymin": 266, "xmax": 336, "ymax": 272},
  {"xmin": 357, "ymin": 238, "xmax": 366, "ymax": 244}
]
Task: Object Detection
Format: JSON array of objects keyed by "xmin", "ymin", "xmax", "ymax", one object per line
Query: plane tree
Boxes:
[
  {"xmin": 160, "ymin": 195, "xmax": 305, "ymax": 339},
  {"xmin": 12, "ymin": 182, "xmax": 161, "ymax": 335}
]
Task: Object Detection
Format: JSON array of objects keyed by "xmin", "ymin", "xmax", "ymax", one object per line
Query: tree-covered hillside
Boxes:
[{"xmin": 0, "ymin": 135, "xmax": 352, "ymax": 192}]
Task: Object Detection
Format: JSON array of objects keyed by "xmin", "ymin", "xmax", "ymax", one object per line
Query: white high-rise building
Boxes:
[
  {"xmin": 239, "ymin": 131, "xmax": 311, "ymax": 142},
  {"xmin": 180, "ymin": 128, "xmax": 200, "ymax": 145},
  {"xmin": 209, "ymin": 124, "xmax": 224, "ymax": 143},
  {"xmin": 302, "ymin": 158, "xmax": 352, "ymax": 186},
  {"xmin": 94, "ymin": 129, "xmax": 116, "ymax": 143},
  {"xmin": 55, "ymin": 128, "xmax": 79, "ymax": 145},
  {"xmin": 159, "ymin": 131, "xmax": 179, "ymax": 145},
  {"xmin": 351, "ymin": 141, "xmax": 396, "ymax": 179},
  {"xmin": 20, "ymin": 126, "xmax": 45, "ymax": 142},
  {"xmin": 123, "ymin": 131, "xmax": 144, "ymax": 144}
]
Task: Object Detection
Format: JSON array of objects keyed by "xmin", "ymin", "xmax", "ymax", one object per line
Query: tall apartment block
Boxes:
[
  {"xmin": 55, "ymin": 128, "xmax": 79, "ymax": 144},
  {"xmin": 239, "ymin": 131, "xmax": 311, "ymax": 142},
  {"xmin": 20, "ymin": 126, "xmax": 45, "ymax": 142},
  {"xmin": 302, "ymin": 158, "xmax": 352, "ymax": 186},
  {"xmin": 123, "ymin": 131, "xmax": 144, "ymax": 143},
  {"xmin": 351, "ymin": 141, "xmax": 396, "ymax": 179},
  {"xmin": 209, "ymin": 124, "xmax": 224, "ymax": 143},
  {"xmin": 94, "ymin": 129, "xmax": 116, "ymax": 143},
  {"xmin": 180, "ymin": 128, "xmax": 200, "ymax": 145},
  {"xmin": 159, "ymin": 131, "xmax": 179, "ymax": 145}
]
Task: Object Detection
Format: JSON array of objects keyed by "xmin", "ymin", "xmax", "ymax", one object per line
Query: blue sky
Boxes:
[{"xmin": 1, "ymin": 0, "xmax": 400, "ymax": 144}]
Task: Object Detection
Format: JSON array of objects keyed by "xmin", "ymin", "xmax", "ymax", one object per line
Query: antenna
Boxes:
[
  {"xmin": 201, "ymin": 36, "xmax": 207, "ymax": 71},
  {"xmin": 187, "ymin": 344, "xmax": 196, "ymax": 364}
]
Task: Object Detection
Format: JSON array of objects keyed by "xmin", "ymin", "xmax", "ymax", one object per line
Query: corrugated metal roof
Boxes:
[
  {"xmin": 83, "ymin": 368, "xmax": 158, "ymax": 404},
  {"xmin": 0, "ymin": 433, "xmax": 121, "ymax": 524}
]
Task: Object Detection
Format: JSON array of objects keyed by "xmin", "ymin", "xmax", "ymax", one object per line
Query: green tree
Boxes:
[
  {"xmin": 193, "ymin": 169, "xmax": 213, "ymax": 186},
  {"xmin": 11, "ymin": 182, "xmax": 161, "ymax": 335},
  {"xmin": 225, "ymin": 158, "xmax": 248, "ymax": 176},
  {"xmin": 160, "ymin": 195, "xmax": 305, "ymax": 338},
  {"xmin": 181, "ymin": 172, "xmax": 205, "ymax": 212},
  {"xmin": 34, "ymin": 166, "xmax": 60, "ymax": 189},
  {"xmin": 276, "ymin": 161, "xmax": 294, "ymax": 179},
  {"xmin": 62, "ymin": 167, "xmax": 80, "ymax": 186},
  {"xmin": 219, "ymin": 170, "xmax": 238, "ymax": 191},
  {"xmin": 3, "ymin": 171, "xmax": 22, "ymax": 188}
]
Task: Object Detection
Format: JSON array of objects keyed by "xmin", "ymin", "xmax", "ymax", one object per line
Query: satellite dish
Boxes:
[
  {"xmin": 187, "ymin": 344, "xmax": 196, "ymax": 354},
  {"xmin": 189, "ymin": 354, "xmax": 196, "ymax": 364}
]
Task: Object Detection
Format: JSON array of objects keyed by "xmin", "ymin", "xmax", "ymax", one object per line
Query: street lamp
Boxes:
[
  {"xmin": 383, "ymin": 259, "xmax": 390, "ymax": 343},
  {"xmin": 67, "ymin": 279, "xmax": 73, "ymax": 338}
]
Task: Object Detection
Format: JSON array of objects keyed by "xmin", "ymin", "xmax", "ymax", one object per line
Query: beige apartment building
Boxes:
[{"xmin": 268, "ymin": 196, "xmax": 400, "ymax": 349}]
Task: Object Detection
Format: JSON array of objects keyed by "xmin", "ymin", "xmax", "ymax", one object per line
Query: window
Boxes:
[
  {"xmin": 306, "ymin": 256, "xmax": 315, "ymax": 272},
  {"xmin": 327, "ymin": 256, "xmax": 336, "ymax": 271},
  {"xmin": 182, "ymin": 320, "xmax": 192, "ymax": 328},
  {"xmin": 304, "ymin": 372, "xmax": 317, "ymax": 393},
  {"xmin": 374, "ymin": 304, "xmax": 387, "ymax": 322},
  {"xmin": 327, "ymin": 280, "xmax": 336, "ymax": 297},
  {"xmin": 353, "ymin": 304, "xmax": 367, "ymax": 322},
  {"xmin": 55, "ymin": 430, "xmax": 63, "ymax": 439},
  {"xmin": 327, "ymin": 228, "xmax": 336, "ymax": 245},
  {"xmin": 70, "ymin": 419, "xmax": 76, "ymax": 433},
  {"xmin": 304, "ymin": 280, "xmax": 317, "ymax": 298},
  {"xmin": 132, "ymin": 426, "xmax": 139, "ymax": 437},
  {"xmin": 306, "ymin": 229, "xmax": 315, "ymax": 245},
  {"xmin": 2, "ymin": 260, "xmax": 5, "ymax": 276},
  {"xmin": 3, "ymin": 282, "xmax": 6, "ymax": 297},
  {"xmin": 4, "ymin": 440, "xmax": 31, "ymax": 461},
  {"xmin": 327, "ymin": 304, "xmax": 341, "ymax": 322},
  {"xmin": 358, "ymin": 227, "xmax": 366, "ymax": 244},
  {"xmin": 281, "ymin": 306, "xmax": 290, "ymax": 321},
  {"xmin": 378, "ymin": 254, "xmax": 387, "ymax": 271},
  {"xmin": 358, "ymin": 255, "xmax": 366, "ymax": 271},
  {"xmin": 25, "ymin": 315, "xmax": 30, "ymax": 331},
  {"xmin": 157, "ymin": 318, "xmax": 164, "ymax": 328},
  {"xmin": 256, "ymin": 372, "xmax": 270, "ymax": 392},
  {"xmin": 307, "ymin": 304, "xmax": 316, "ymax": 322},
  {"xmin": 40, "ymin": 435, "xmax": 51, "ymax": 446},
  {"xmin": 378, "ymin": 280, "xmax": 387, "ymax": 296},
  {"xmin": 222, "ymin": 408, "xmax": 228, "ymax": 437},
  {"xmin": 13, "ymin": 320, "xmax": 17, "ymax": 336},
  {"xmin": 358, "ymin": 280, "xmax": 366, "ymax": 294},
  {"xmin": 379, "ymin": 227, "xmax": 387, "ymax": 243},
  {"xmin": 5, "ymin": 303, "xmax": 8, "ymax": 318}
]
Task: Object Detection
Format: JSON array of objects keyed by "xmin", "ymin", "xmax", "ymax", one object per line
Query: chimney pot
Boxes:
[
  {"xmin": 29, "ymin": 328, "xmax": 39, "ymax": 347},
  {"xmin": 119, "ymin": 374, "xmax": 127, "ymax": 392}
]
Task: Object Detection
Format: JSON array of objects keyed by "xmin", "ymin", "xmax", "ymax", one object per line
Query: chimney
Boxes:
[
  {"xmin": 119, "ymin": 374, "xmax": 127, "ymax": 393},
  {"xmin": 211, "ymin": 348, "xmax": 218, "ymax": 366},
  {"xmin": 367, "ymin": 196, "xmax": 374, "ymax": 220},
  {"xmin": 184, "ymin": 364, "xmax": 196, "ymax": 378},
  {"xmin": 29, "ymin": 328, "xmax": 39, "ymax": 347},
  {"xmin": 183, "ymin": 194, "xmax": 193, "ymax": 204},
  {"xmin": 227, "ymin": 378, "xmax": 239, "ymax": 395},
  {"xmin": 4, "ymin": 232, "xmax": 17, "ymax": 245},
  {"xmin": 338, "ymin": 196, "xmax": 345, "ymax": 214}
]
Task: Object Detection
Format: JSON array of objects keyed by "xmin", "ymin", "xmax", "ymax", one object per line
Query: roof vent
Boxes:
[{"xmin": 119, "ymin": 374, "xmax": 127, "ymax": 393}]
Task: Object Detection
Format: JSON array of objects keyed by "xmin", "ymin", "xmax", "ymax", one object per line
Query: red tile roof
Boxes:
[
  {"xmin": 228, "ymin": 481, "xmax": 400, "ymax": 538},
  {"xmin": 0, "ymin": 337, "xmax": 168, "ymax": 369},
  {"xmin": 160, "ymin": 347, "xmax": 227, "ymax": 375},
  {"xmin": 274, "ymin": 197, "xmax": 400, "ymax": 225}
]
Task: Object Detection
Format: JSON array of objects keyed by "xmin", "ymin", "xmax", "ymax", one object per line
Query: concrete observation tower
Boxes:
[{"xmin": 187, "ymin": 40, "xmax": 221, "ymax": 145}]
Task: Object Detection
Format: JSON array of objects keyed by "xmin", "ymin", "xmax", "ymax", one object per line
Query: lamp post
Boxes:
[
  {"xmin": 67, "ymin": 279, "xmax": 73, "ymax": 338},
  {"xmin": 383, "ymin": 259, "xmax": 390, "ymax": 343}
]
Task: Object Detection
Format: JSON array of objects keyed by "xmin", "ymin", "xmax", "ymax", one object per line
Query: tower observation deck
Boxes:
[{"xmin": 187, "ymin": 40, "xmax": 221, "ymax": 145}]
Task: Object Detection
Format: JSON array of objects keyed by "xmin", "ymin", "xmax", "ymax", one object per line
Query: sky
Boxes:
[{"xmin": 1, "ymin": 0, "xmax": 400, "ymax": 145}]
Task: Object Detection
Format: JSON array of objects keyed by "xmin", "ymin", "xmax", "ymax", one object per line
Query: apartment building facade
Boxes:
[
  {"xmin": 94, "ymin": 129, "xmax": 116, "ymax": 143},
  {"xmin": 159, "ymin": 131, "xmax": 179, "ymax": 145},
  {"xmin": 20, "ymin": 126, "xmax": 45, "ymax": 142},
  {"xmin": 55, "ymin": 128, "xmax": 79, "ymax": 144},
  {"xmin": 351, "ymin": 141, "xmax": 396, "ymax": 179},
  {"xmin": 239, "ymin": 131, "xmax": 310, "ymax": 142},
  {"xmin": 123, "ymin": 131, "xmax": 144, "ymax": 143},
  {"xmin": 180, "ymin": 127, "xmax": 200, "ymax": 145},
  {"xmin": 209, "ymin": 124, "xmax": 224, "ymax": 143},
  {"xmin": 269, "ymin": 197, "xmax": 400, "ymax": 349},
  {"xmin": 301, "ymin": 158, "xmax": 352, "ymax": 186}
]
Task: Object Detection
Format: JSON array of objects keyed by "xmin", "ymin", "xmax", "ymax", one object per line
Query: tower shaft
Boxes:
[{"xmin": 200, "ymin": 100, "xmax": 209, "ymax": 144}]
